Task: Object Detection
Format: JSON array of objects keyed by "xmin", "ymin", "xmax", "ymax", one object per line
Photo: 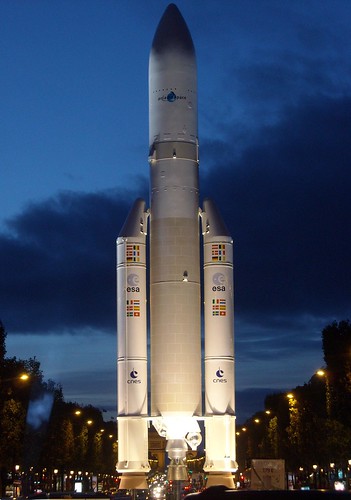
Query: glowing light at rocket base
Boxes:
[{"xmin": 116, "ymin": 3, "xmax": 237, "ymax": 489}]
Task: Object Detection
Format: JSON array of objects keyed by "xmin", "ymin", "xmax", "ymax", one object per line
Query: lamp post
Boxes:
[
  {"xmin": 0, "ymin": 372, "xmax": 30, "ymax": 386},
  {"xmin": 316, "ymin": 369, "xmax": 331, "ymax": 418},
  {"xmin": 312, "ymin": 464, "xmax": 319, "ymax": 489}
]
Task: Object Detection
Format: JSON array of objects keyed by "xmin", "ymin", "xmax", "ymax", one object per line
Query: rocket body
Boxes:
[
  {"xmin": 149, "ymin": 4, "xmax": 201, "ymax": 419},
  {"xmin": 116, "ymin": 3, "xmax": 236, "ymax": 487}
]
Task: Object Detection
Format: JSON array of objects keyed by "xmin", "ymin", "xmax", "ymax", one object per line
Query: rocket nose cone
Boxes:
[{"xmin": 151, "ymin": 3, "xmax": 195, "ymax": 56}]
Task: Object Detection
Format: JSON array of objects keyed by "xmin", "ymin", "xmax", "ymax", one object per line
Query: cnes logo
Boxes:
[
  {"xmin": 127, "ymin": 369, "xmax": 142, "ymax": 384},
  {"xmin": 213, "ymin": 367, "xmax": 227, "ymax": 383}
]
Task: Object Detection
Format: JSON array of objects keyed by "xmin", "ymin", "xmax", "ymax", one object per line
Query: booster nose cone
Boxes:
[
  {"xmin": 203, "ymin": 198, "xmax": 231, "ymax": 237},
  {"xmin": 151, "ymin": 3, "xmax": 195, "ymax": 56}
]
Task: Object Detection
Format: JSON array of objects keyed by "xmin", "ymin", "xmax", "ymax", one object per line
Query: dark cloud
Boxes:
[
  {"xmin": 1, "ymin": 185, "xmax": 147, "ymax": 333},
  {"xmin": 201, "ymin": 95, "xmax": 351, "ymax": 330},
  {"xmin": 204, "ymin": 8, "xmax": 351, "ymax": 137},
  {"xmin": 1, "ymin": 96, "xmax": 349, "ymax": 351},
  {"xmin": 234, "ymin": 55, "xmax": 345, "ymax": 111}
]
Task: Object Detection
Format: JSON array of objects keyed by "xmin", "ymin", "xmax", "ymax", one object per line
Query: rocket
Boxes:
[{"xmin": 116, "ymin": 3, "xmax": 237, "ymax": 489}]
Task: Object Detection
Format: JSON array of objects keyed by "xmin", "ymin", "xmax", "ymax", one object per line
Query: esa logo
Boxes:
[
  {"xmin": 212, "ymin": 272, "xmax": 226, "ymax": 292},
  {"xmin": 213, "ymin": 368, "xmax": 227, "ymax": 383},
  {"xmin": 127, "ymin": 274, "xmax": 140, "ymax": 293},
  {"xmin": 127, "ymin": 369, "xmax": 141, "ymax": 384}
]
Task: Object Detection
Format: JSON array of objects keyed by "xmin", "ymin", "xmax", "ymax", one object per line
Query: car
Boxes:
[{"xmin": 185, "ymin": 488, "xmax": 351, "ymax": 500}]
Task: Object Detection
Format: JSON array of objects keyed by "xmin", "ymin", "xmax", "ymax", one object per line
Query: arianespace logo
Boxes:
[
  {"xmin": 158, "ymin": 91, "xmax": 186, "ymax": 102},
  {"xmin": 127, "ymin": 369, "xmax": 141, "ymax": 384},
  {"xmin": 213, "ymin": 367, "xmax": 227, "ymax": 383}
]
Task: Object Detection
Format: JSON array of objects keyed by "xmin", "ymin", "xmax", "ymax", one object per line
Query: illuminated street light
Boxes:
[
  {"xmin": 1, "ymin": 373, "xmax": 30, "ymax": 384},
  {"xmin": 287, "ymin": 393, "xmax": 294, "ymax": 399},
  {"xmin": 254, "ymin": 418, "xmax": 260, "ymax": 423},
  {"xmin": 315, "ymin": 369, "xmax": 331, "ymax": 417}
]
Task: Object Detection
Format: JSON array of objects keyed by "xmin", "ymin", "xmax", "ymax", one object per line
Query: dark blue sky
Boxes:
[{"xmin": 1, "ymin": 0, "xmax": 350, "ymax": 423}]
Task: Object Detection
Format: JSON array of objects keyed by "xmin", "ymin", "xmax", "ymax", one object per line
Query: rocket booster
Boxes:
[
  {"xmin": 116, "ymin": 3, "xmax": 236, "ymax": 488},
  {"xmin": 116, "ymin": 200, "xmax": 149, "ymax": 487}
]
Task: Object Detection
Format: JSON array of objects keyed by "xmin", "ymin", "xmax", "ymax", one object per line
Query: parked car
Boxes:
[{"xmin": 185, "ymin": 487, "xmax": 351, "ymax": 500}]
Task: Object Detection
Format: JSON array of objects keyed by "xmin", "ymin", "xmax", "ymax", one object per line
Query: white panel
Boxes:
[
  {"xmin": 204, "ymin": 237, "xmax": 235, "ymax": 416},
  {"xmin": 117, "ymin": 418, "xmax": 150, "ymax": 473},
  {"xmin": 204, "ymin": 415, "xmax": 237, "ymax": 473}
]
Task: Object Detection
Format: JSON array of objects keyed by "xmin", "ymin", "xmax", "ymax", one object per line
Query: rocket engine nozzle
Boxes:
[{"xmin": 167, "ymin": 459, "xmax": 189, "ymax": 481}]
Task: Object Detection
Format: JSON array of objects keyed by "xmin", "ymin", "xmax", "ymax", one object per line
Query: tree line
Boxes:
[
  {"xmin": 236, "ymin": 320, "xmax": 351, "ymax": 488},
  {"xmin": 0, "ymin": 322, "xmax": 117, "ymax": 497},
  {"xmin": 2, "ymin": 319, "xmax": 351, "ymax": 493}
]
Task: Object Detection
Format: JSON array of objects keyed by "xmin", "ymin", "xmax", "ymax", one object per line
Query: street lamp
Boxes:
[
  {"xmin": 1, "ymin": 373, "xmax": 30, "ymax": 384},
  {"xmin": 316, "ymin": 368, "xmax": 331, "ymax": 417}
]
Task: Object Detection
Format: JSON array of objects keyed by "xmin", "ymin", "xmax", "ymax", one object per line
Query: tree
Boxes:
[
  {"xmin": 0, "ymin": 324, "xmax": 118, "ymax": 495},
  {"xmin": 323, "ymin": 320, "xmax": 351, "ymax": 371},
  {"xmin": 1, "ymin": 399, "xmax": 26, "ymax": 467},
  {"xmin": 322, "ymin": 319, "xmax": 351, "ymax": 424},
  {"xmin": 0, "ymin": 347, "xmax": 35, "ymax": 496},
  {"xmin": 0, "ymin": 321, "xmax": 6, "ymax": 360}
]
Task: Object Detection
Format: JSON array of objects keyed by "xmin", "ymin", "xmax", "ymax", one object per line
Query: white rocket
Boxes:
[{"xmin": 116, "ymin": 3, "xmax": 237, "ymax": 489}]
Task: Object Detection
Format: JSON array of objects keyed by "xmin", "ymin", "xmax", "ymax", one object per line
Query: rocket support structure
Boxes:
[{"xmin": 116, "ymin": 4, "xmax": 237, "ymax": 489}]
